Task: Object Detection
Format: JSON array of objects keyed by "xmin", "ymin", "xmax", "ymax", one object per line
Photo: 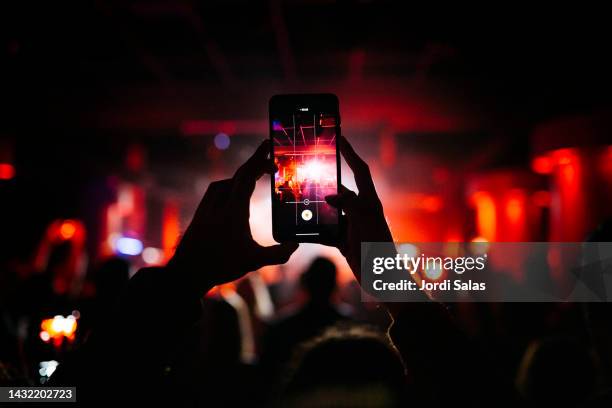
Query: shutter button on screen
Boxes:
[{"xmin": 301, "ymin": 209, "xmax": 313, "ymax": 221}]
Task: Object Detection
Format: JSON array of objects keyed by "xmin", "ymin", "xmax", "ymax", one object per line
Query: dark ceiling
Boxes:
[
  {"xmin": 2, "ymin": 1, "xmax": 611, "ymax": 255},
  {"xmin": 5, "ymin": 1, "xmax": 611, "ymax": 135},
  {"xmin": 1, "ymin": 0, "xmax": 611, "ymax": 194}
]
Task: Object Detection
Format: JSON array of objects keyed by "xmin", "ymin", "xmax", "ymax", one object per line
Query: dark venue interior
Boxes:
[{"xmin": 2, "ymin": 1, "xmax": 612, "ymax": 407}]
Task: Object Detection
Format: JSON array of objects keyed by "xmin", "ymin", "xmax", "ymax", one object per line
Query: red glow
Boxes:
[
  {"xmin": 472, "ymin": 192, "xmax": 496, "ymax": 241},
  {"xmin": 549, "ymin": 148, "xmax": 584, "ymax": 241},
  {"xmin": 422, "ymin": 195, "xmax": 443, "ymax": 212},
  {"xmin": 553, "ymin": 148, "xmax": 580, "ymax": 189},
  {"xmin": 600, "ymin": 146, "xmax": 612, "ymax": 176},
  {"xmin": 532, "ymin": 190, "xmax": 551, "ymax": 207},
  {"xmin": 555, "ymin": 148, "xmax": 576, "ymax": 166},
  {"xmin": 126, "ymin": 145, "xmax": 145, "ymax": 172},
  {"xmin": 505, "ymin": 196, "xmax": 523, "ymax": 224},
  {"xmin": 117, "ymin": 185, "xmax": 135, "ymax": 217},
  {"xmin": 162, "ymin": 200, "xmax": 180, "ymax": 261},
  {"xmin": 433, "ymin": 167, "xmax": 449, "ymax": 184},
  {"xmin": 380, "ymin": 131, "xmax": 396, "ymax": 167},
  {"xmin": 504, "ymin": 189, "xmax": 527, "ymax": 241},
  {"xmin": 531, "ymin": 156, "xmax": 553, "ymax": 175},
  {"xmin": 445, "ymin": 234, "xmax": 462, "ymax": 242},
  {"xmin": 0, "ymin": 163, "xmax": 15, "ymax": 179},
  {"xmin": 59, "ymin": 221, "xmax": 77, "ymax": 240}
]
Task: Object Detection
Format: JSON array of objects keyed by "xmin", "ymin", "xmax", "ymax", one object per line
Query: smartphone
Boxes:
[{"xmin": 269, "ymin": 94, "xmax": 342, "ymax": 243}]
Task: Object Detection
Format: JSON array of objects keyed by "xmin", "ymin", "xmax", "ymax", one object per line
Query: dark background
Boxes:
[{"xmin": 2, "ymin": 0, "xmax": 611, "ymax": 261}]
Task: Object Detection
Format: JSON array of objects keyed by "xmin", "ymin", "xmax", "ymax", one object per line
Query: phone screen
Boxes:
[{"xmin": 270, "ymin": 94, "xmax": 341, "ymax": 243}]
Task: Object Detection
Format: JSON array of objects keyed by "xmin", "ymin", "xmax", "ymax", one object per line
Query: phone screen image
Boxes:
[{"xmin": 270, "ymin": 101, "xmax": 340, "ymax": 242}]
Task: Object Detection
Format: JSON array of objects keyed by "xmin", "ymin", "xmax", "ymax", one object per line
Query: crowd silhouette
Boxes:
[{"xmin": 1, "ymin": 137, "xmax": 611, "ymax": 407}]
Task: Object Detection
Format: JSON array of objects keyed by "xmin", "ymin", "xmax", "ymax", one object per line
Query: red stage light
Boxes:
[
  {"xmin": 162, "ymin": 200, "xmax": 180, "ymax": 261},
  {"xmin": 505, "ymin": 196, "xmax": 523, "ymax": 224},
  {"xmin": 422, "ymin": 195, "xmax": 443, "ymax": 212},
  {"xmin": 472, "ymin": 192, "xmax": 496, "ymax": 241},
  {"xmin": 125, "ymin": 145, "xmax": 145, "ymax": 172},
  {"xmin": 531, "ymin": 156, "xmax": 553, "ymax": 175},
  {"xmin": 59, "ymin": 221, "xmax": 77, "ymax": 240},
  {"xmin": 0, "ymin": 163, "xmax": 15, "ymax": 180},
  {"xmin": 555, "ymin": 148, "xmax": 576, "ymax": 166},
  {"xmin": 532, "ymin": 190, "xmax": 551, "ymax": 207}
]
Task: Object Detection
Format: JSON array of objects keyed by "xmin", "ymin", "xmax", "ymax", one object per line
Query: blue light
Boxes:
[
  {"xmin": 214, "ymin": 133, "xmax": 230, "ymax": 150},
  {"xmin": 272, "ymin": 121, "xmax": 283, "ymax": 131},
  {"xmin": 116, "ymin": 237, "xmax": 143, "ymax": 256}
]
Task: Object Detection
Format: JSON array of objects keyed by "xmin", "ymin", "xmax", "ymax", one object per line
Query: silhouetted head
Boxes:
[
  {"xmin": 94, "ymin": 257, "xmax": 130, "ymax": 301},
  {"xmin": 283, "ymin": 325, "xmax": 408, "ymax": 407},
  {"xmin": 586, "ymin": 219, "xmax": 612, "ymax": 242},
  {"xmin": 300, "ymin": 257, "xmax": 337, "ymax": 304},
  {"xmin": 516, "ymin": 337, "xmax": 595, "ymax": 407}
]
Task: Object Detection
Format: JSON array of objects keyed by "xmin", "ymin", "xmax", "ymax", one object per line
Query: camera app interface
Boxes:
[{"xmin": 272, "ymin": 112, "xmax": 338, "ymax": 233}]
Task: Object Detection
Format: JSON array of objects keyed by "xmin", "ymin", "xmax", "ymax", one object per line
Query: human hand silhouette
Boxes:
[
  {"xmin": 168, "ymin": 140, "xmax": 298, "ymax": 294},
  {"xmin": 324, "ymin": 136, "xmax": 393, "ymax": 282}
]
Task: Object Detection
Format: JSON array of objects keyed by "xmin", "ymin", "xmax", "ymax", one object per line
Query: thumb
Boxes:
[
  {"xmin": 256, "ymin": 242, "xmax": 299, "ymax": 267},
  {"xmin": 325, "ymin": 185, "xmax": 358, "ymax": 213}
]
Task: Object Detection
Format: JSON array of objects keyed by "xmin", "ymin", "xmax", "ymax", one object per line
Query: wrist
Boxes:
[{"xmin": 165, "ymin": 256, "xmax": 214, "ymax": 299}]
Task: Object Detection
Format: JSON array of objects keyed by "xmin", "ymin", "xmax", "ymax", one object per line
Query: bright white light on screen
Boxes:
[
  {"xmin": 116, "ymin": 237, "xmax": 144, "ymax": 256},
  {"xmin": 303, "ymin": 160, "xmax": 323, "ymax": 180}
]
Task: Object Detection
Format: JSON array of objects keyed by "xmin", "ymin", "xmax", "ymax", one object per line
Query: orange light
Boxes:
[
  {"xmin": 162, "ymin": 200, "xmax": 180, "ymax": 261},
  {"xmin": 59, "ymin": 221, "xmax": 77, "ymax": 240},
  {"xmin": 422, "ymin": 195, "xmax": 443, "ymax": 212},
  {"xmin": 219, "ymin": 282, "xmax": 237, "ymax": 296},
  {"xmin": 40, "ymin": 315, "xmax": 78, "ymax": 346},
  {"xmin": 506, "ymin": 197, "xmax": 522, "ymax": 224},
  {"xmin": 531, "ymin": 156, "xmax": 553, "ymax": 175},
  {"xmin": 556, "ymin": 150, "xmax": 573, "ymax": 165},
  {"xmin": 470, "ymin": 236, "xmax": 490, "ymax": 255},
  {"xmin": 0, "ymin": 163, "xmax": 15, "ymax": 180},
  {"xmin": 560, "ymin": 161, "xmax": 576, "ymax": 183},
  {"xmin": 472, "ymin": 191, "xmax": 496, "ymax": 241}
]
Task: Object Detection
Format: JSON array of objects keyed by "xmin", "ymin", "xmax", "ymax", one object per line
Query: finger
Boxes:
[
  {"xmin": 233, "ymin": 140, "xmax": 271, "ymax": 193},
  {"xmin": 230, "ymin": 140, "xmax": 272, "ymax": 221},
  {"xmin": 255, "ymin": 242, "xmax": 299, "ymax": 267},
  {"xmin": 176, "ymin": 179, "xmax": 232, "ymax": 257},
  {"xmin": 325, "ymin": 184, "xmax": 358, "ymax": 213},
  {"xmin": 319, "ymin": 216, "xmax": 347, "ymax": 250},
  {"xmin": 192, "ymin": 179, "xmax": 233, "ymax": 225},
  {"xmin": 339, "ymin": 136, "xmax": 377, "ymax": 197}
]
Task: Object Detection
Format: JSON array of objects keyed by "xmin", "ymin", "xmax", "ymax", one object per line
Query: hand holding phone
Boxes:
[
  {"xmin": 168, "ymin": 141, "xmax": 298, "ymax": 294},
  {"xmin": 324, "ymin": 136, "xmax": 394, "ymax": 281}
]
